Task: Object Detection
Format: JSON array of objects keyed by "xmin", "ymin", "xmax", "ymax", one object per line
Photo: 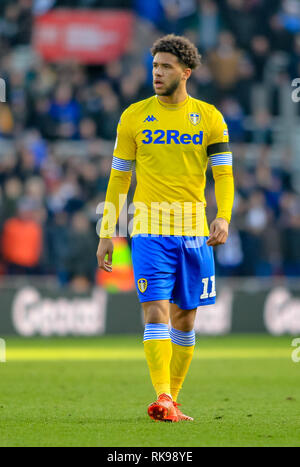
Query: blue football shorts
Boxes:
[{"xmin": 131, "ymin": 235, "xmax": 216, "ymax": 310}]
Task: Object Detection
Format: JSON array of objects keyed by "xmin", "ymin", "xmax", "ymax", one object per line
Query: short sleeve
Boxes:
[
  {"xmin": 207, "ymin": 107, "xmax": 230, "ymax": 157},
  {"xmin": 113, "ymin": 107, "xmax": 136, "ymax": 161}
]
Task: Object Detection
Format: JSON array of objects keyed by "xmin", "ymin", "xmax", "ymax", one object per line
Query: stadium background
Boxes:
[
  {"xmin": 0, "ymin": 0, "xmax": 299, "ymax": 335},
  {"xmin": 0, "ymin": 0, "xmax": 300, "ymax": 449}
]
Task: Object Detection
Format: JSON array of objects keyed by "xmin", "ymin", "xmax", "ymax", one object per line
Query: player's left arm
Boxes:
[{"xmin": 206, "ymin": 108, "xmax": 234, "ymax": 247}]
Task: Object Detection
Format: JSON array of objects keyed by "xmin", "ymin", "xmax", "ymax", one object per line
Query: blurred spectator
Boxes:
[
  {"xmin": 220, "ymin": 97, "xmax": 245, "ymax": 143},
  {"xmin": 134, "ymin": 0, "xmax": 164, "ymax": 26},
  {"xmin": 34, "ymin": 0, "xmax": 56, "ymax": 15},
  {"xmin": 239, "ymin": 190, "xmax": 268, "ymax": 276},
  {"xmin": 279, "ymin": 192, "xmax": 300, "ymax": 276},
  {"xmin": 215, "ymin": 227, "xmax": 244, "ymax": 276},
  {"xmin": 0, "ymin": 4, "xmax": 21, "ymax": 47},
  {"xmin": 0, "ymin": 177, "xmax": 23, "ymax": 228},
  {"xmin": 191, "ymin": 63, "xmax": 216, "ymax": 104},
  {"xmin": 222, "ymin": 0, "xmax": 264, "ymax": 49},
  {"xmin": 45, "ymin": 210, "xmax": 70, "ymax": 283},
  {"xmin": 64, "ymin": 211, "xmax": 98, "ymax": 291},
  {"xmin": 9, "ymin": 70, "xmax": 28, "ymax": 134},
  {"xmin": 96, "ymin": 94, "xmax": 121, "ymax": 140},
  {"xmin": 256, "ymin": 165, "xmax": 283, "ymax": 216},
  {"xmin": 250, "ymin": 35, "xmax": 271, "ymax": 82},
  {"xmin": 197, "ymin": 0, "xmax": 220, "ymax": 52},
  {"xmin": 0, "ymin": 103, "xmax": 14, "ymax": 136},
  {"xmin": 208, "ymin": 31, "xmax": 242, "ymax": 94},
  {"xmin": 234, "ymin": 56, "xmax": 255, "ymax": 114},
  {"xmin": 79, "ymin": 118, "xmax": 97, "ymax": 141},
  {"xmin": 50, "ymin": 84, "xmax": 81, "ymax": 139},
  {"xmin": 277, "ymin": 0, "xmax": 300, "ymax": 34},
  {"xmin": 25, "ymin": 130, "xmax": 49, "ymax": 168},
  {"xmin": 1, "ymin": 197, "xmax": 43, "ymax": 274},
  {"xmin": 288, "ymin": 33, "xmax": 300, "ymax": 78},
  {"xmin": 268, "ymin": 9, "xmax": 294, "ymax": 51},
  {"xmin": 250, "ymin": 110, "xmax": 273, "ymax": 145},
  {"xmin": 27, "ymin": 96, "xmax": 57, "ymax": 140},
  {"xmin": 17, "ymin": 0, "xmax": 33, "ymax": 44},
  {"xmin": 159, "ymin": 0, "xmax": 198, "ymax": 34}
]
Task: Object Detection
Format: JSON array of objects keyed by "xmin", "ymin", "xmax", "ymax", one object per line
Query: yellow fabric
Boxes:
[
  {"xmin": 170, "ymin": 342, "xmax": 195, "ymax": 402},
  {"xmin": 101, "ymin": 94, "xmax": 234, "ymax": 237},
  {"xmin": 212, "ymin": 164, "xmax": 234, "ymax": 224},
  {"xmin": 99, "ymin": 168, "xmax": 132, "ymax": 238},
  {"xmin": 144, "ymin": 339, "xmax": 172, "ymax": 397}
]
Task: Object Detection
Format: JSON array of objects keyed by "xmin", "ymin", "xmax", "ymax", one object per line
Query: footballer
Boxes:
[{"xmin": 97, "ymin": 34, "xmax": 234, "ymax": 422}]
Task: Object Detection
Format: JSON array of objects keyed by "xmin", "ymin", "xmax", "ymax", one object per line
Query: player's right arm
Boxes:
[{"xmin": 97, "ymin": 108, "xmax": 136, "ymax": 272}]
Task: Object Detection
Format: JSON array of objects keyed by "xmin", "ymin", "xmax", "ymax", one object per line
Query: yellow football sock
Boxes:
[
  {"xmin": 170, "ymin": 328, "xmax": 195, "ymax": 402},
  {"xmin": 144, "ymin": 339, "xmax": 172, "ymax": 397}
]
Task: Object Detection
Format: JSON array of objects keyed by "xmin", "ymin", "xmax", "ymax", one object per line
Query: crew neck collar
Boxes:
[{"xmin": 156, "ymin": 95, "xmax": 190, "ymax": 109}]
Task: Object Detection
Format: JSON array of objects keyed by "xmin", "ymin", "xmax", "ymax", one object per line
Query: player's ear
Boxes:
[{"xmin": 183, "ymin": 68, "xmax": 192, "ymax": 81}]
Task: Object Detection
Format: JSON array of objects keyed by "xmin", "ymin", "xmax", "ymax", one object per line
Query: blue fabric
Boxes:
[
  {"xmin": 210, "ymin": 153, "xmax": 232, "ymax": 166},
  {"xmin": 170, "ymin": 328, "xmax": 195, "ymax": 347},
  {"xmin": 50, "ymin": 100, "xmax": 80, "ymax": 124},
  {"xmin": 131, "ymin": 235, "xmax": 216, "ymax": 309},
  {"xmin": 112, "ymin": 157, "xmax": 133, "ymax": 172},
  {"xmin": 143, "ymin": 323, "xmax": 170, "ymax": 342},
  {"xmin": 134, "ymin": 0, "xmax": 163, "ymax": 24}
]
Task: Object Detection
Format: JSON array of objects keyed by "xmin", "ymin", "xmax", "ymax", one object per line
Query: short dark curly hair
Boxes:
[{"xmin": 151, "ymin": 34, "xmax": 201, "ymax": 70}]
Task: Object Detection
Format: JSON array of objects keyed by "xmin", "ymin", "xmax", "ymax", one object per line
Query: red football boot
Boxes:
[
  {"xmin": 173, "ymin": 401, "xmax": 194, "ymax": 421},
  {"xmin": 148, "ymin": 394, "xmax": 179, "ymax": 422}
]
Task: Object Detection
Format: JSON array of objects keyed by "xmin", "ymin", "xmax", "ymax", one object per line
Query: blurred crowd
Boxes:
[{"xmin": 0, "ymin": 0, "xmax": 300, "ymax": 286}]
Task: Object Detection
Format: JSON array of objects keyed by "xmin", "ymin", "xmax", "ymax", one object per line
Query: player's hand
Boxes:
[
  {"xmin": 206, "ymin": 218, "xmax": 229, "ymax": 247},
  {"xmin": 96, "ymin": 238, "xmax": 114, "ymax": 272}
]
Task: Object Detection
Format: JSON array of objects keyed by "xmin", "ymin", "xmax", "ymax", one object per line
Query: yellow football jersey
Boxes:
[{"xmin": 112, "ymin": 94, "xmax": 232, "ymax": 236}]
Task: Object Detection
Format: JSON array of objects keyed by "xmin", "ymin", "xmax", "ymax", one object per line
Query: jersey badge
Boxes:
[
  {"xmin": 189, "ymin": 113, "xmax": 201, "ymax": 125},
  {"xmin": 138, "ymin": 278, "xmax": 148, "ymax": 293}
]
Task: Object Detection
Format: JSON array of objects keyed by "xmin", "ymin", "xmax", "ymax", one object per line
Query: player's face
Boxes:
[{"xmin": 153, "ymin": 52, "xmax": 186, "ymax": 96}]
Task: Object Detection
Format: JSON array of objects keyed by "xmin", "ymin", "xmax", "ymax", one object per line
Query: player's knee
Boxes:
[
  {"xmin": 144, "ymin": 303, "xmax": 169, "ymax": 324},
  {"xmin": 171, "ymin": 310, "xmax": 196, "ymax": 332},
  {"xmin": 172, "ymin": 320, "xmax": 194, "ymax": 332}
]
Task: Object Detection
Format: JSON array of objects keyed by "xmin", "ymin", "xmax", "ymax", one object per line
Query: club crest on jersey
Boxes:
[
  {"xmin": 138, "ymin": 278, "xmax": 148, "ymax": 293},
  {"xmin": 189, "ymin": 113, "xmax": 201, "ymax": 125}
]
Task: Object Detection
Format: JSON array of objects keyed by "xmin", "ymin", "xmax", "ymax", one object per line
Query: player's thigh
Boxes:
[
  {"xmin": 131, "ymin": 235, "xmax": 177, "ymax": 304},
  {"xmin": 170, "ymin": 303, "xmax": 196, "ymax": 332}
]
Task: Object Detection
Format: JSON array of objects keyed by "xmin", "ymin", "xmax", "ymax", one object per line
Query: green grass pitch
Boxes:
[{"xmin": 0, "ymin": 334, "xmax": 299, "ymax": 447}]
